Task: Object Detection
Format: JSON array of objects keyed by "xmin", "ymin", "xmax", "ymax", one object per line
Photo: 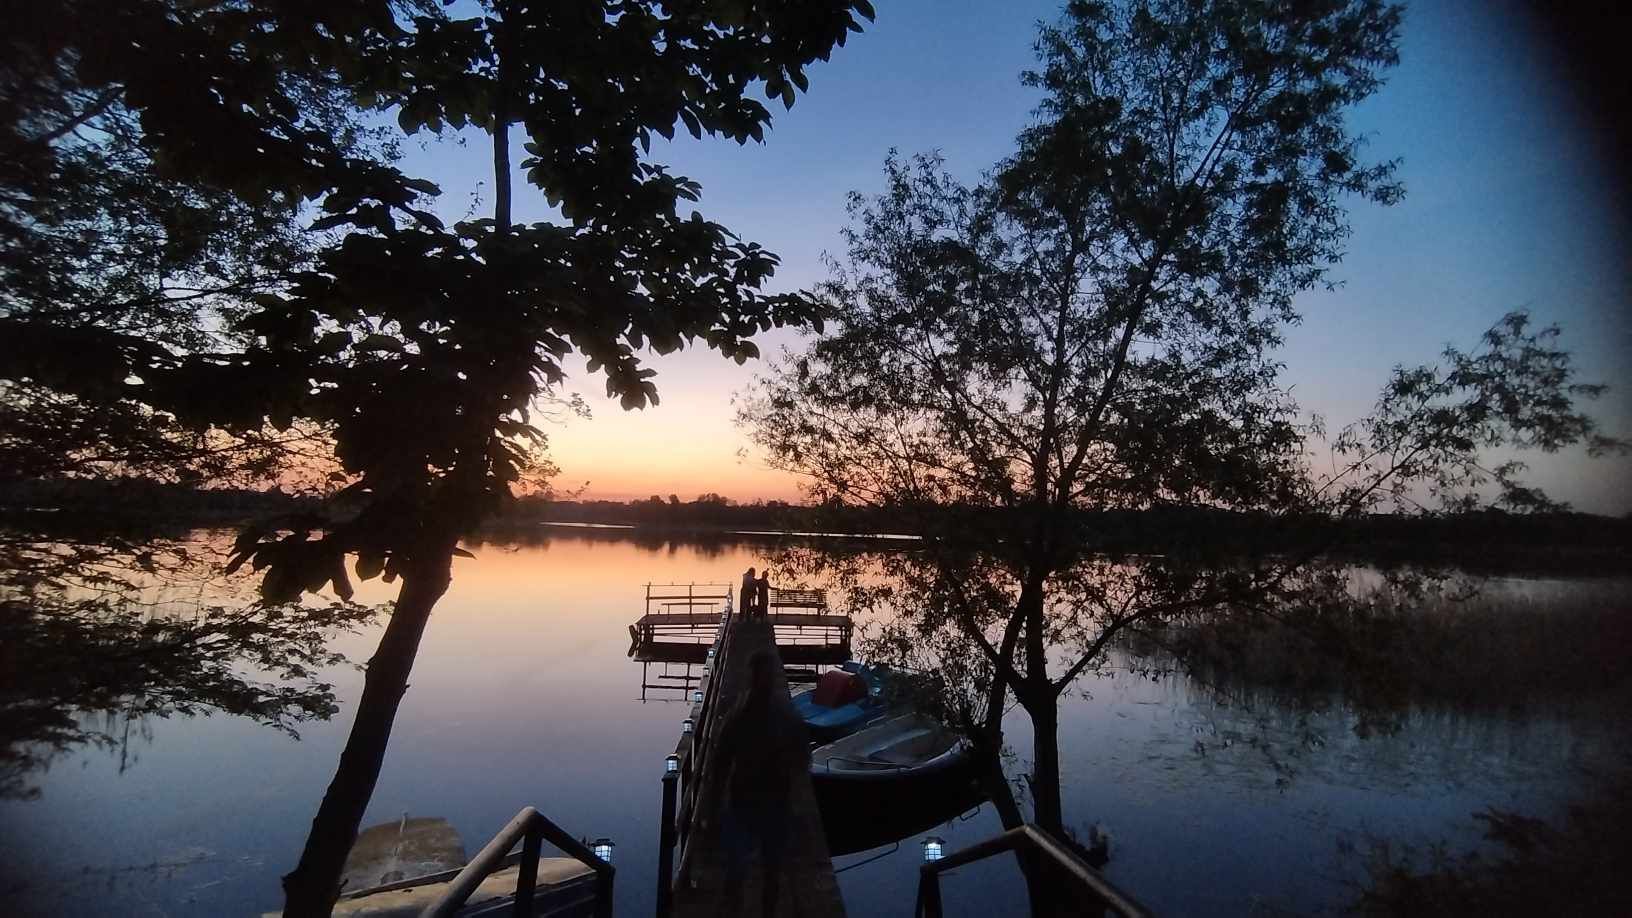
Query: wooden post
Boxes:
[
  {"xmin": 594, "ymin": 864, "xmax": 613, "ymax": 918},
  {"xmin": 656, "ymin": 770, "xmax": 678, "ymax": 917},
  {"xmin": 915, "ymin": 867, "xmax": 944, "ymax": 918},
  {"xmin": 514, "ymin": 823, "xmax": 542, "ymax": 918}
]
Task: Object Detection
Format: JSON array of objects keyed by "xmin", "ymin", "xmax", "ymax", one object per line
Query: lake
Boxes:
[{"xmin": 2, "ymin": 530, "xmax": 1625, "ymax": 916}]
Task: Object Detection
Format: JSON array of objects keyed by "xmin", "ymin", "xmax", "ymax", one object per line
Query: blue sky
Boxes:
[{"xmin": 401, "ymin": 0, "xmax": 1630, "ymax": 513}]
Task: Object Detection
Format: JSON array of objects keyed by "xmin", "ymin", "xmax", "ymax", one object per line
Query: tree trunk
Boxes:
[
  {"xmin": 1029, "ymin": 697, "xmax": 1064, "ymax": 835},
  {"xmin": 281, "ymin": 549, "xmax": 454, "ymax": 917},
  {"xmin": 974, "ymin": 730, "xmax": 1024, "ymax": 831},
  {"xmin": 971, "ymin": 617, "xmax": 1050, "ymax": 916},
  {"xmin": 1015, "ymin": 570, "xmax": 1064, "ymax": 834},
  {"xmin": 976, "ymin": 611, "xmax": 1025, "ymax": 831},
  {"xmin": 970, "ymin": 729, "xmax": 1054, "ymax": 915}
]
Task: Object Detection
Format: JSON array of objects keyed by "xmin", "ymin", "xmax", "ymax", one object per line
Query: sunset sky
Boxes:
[{"xmin": 402, "ymin": 0, "xmax": 1630, "ymax": 514}]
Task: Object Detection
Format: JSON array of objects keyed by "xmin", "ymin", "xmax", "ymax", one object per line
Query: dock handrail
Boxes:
[
  {"xmin": 915, "ymin": 824, "xmax": 1151, "ymax": 918},
  {"xmin": 674, "ymin": 597, "xmax": 736, "ymax": 857},
  {"xmin": 420, "ymin": 806, "xmax": 613, "ymax": 918}
]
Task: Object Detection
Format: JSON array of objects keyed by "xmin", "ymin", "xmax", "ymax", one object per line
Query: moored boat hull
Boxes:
[{"xmin": 809, "ymin": 713, "xmax": 986, "ymax": 855}]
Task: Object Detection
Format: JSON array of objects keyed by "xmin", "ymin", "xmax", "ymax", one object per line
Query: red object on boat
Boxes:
[{"xmin": 812, "ymin": 670, "xmax": 866, "ymax": 707}]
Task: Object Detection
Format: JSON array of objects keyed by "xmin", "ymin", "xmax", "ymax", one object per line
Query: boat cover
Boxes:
[{"xmin": 812, "ymin": 669, "xmax": 866, "ymax": 707}]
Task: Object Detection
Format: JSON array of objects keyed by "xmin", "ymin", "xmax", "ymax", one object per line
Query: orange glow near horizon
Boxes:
[
  {"xmin": 538, "ymin": 334, "xmax": 1632, "ymax": 514},
  {"xmin": 541, "ymin": 350, "xmax": 808, "ymax": 504}
]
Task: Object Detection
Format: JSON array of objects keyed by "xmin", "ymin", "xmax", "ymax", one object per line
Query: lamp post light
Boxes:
[
  {"xmin": 922, "ymin": 836, "xmax": 945, "ymax": 863},
  {"xmin": 692, "ymin": 689, "xmax": 703, "ymax": 703},
  {"xmin": 591, "ymin": 838, "xmax": 615, "ymax": 864},
  {"xmin": 682, "ymin": 718, "xmax": 694, "ymax": 735}
]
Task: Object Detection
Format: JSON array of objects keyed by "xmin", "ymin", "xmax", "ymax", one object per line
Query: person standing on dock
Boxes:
[
  {"xmin": 754, "ymin": 572, "xmax": 771, "ymax": 622},
  {"xmin": 706, "ymin": 649, "xmax": 809, "ymax": 916},
  {"xmin": 740, "ymin": 567, "xmax": 757, "ymax": 618}
]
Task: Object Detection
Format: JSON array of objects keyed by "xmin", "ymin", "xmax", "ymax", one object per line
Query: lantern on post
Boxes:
[
  {"xmin": 591, "ymin": 838, "xmax": 615, "ymax": 863},
  {"xmin": 922, "ymin": 836, "xmax": 945, "ymax": 862},
  {"xmin": 665, "ymin": 753, "xmax": 679, "ymax": 774}
]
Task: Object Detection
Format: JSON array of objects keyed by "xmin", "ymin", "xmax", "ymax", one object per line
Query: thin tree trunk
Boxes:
[
  {"xmin": 973, "ymin": 719, "xmax": 1024, "ymax": 831},
  {"xmin": 492, "ymin": 3, "xmax": 514, "ymax": 235},
  {"xmin": 1015, "ymin": 570, "xmax": 1064, "ymax": 834},
  {"xmin": 491, "ymin": 110, "xmax": 511, "ymax": 233},
  {"xmin": 976, "ymin": 607, "xmax": 1025, "ymax": 830},
  {"xmin": 1029, "ymin": 697, "xmax": 1064, "ymax": 834},
  {"xmin": 281, "ymin": 548, "xmax": 454, "ymax": 917},
  {"xmin": 1028, "ymin": 698, "xmax": 1078, "ymax": 918},
  {"xmin": 971, "ymin": 611, "xmax": 1050, "ymax": 915},
  {"xmin": 971, "ymin": 730, "xmax": 1054, "ymax": 915}
]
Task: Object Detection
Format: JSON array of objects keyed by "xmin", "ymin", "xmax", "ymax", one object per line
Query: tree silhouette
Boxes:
[
  {"xmin": 3, "ymin": 1, "xmax": 876, "ymax": 914},
  {"xmin": 742, "ymin": 0, "xmax": 1622, "ymax": 862},
  {"xmin": 1, "ymin": 0, "xmax": 402, "ymax": 808}
]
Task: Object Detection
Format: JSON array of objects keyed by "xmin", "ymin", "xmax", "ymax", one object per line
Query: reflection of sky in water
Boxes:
[{"xmin": 0, "ymin": 533, "xmax": 1623, "ymax": 916}]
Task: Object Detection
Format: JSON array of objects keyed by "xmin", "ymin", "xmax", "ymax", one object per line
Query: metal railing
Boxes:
[
  {"xmin": 915, "ymin": 824, "xmax": 1151, "ymax": 918},
  {"xmin": 421, "ymin": 806, "xmax": 613, "ymax": 918},
  {"xmin": 656, "ymin": 594, "xmax": 735, "ymax": 917}
]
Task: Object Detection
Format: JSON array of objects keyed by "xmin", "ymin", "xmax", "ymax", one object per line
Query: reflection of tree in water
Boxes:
[
  {"xmin": 0, "ymin": 527, "xmax": 377, "ymax": 800},
  {"xmin": 1098, "ymin": 649, "xmax": 1626, "ymax": 798},
  {"xmin": 811, "ymin": 547, "xmax": 1628, "ymax": 846}
]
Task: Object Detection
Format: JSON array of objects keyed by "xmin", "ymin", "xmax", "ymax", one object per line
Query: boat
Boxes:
[
  {"xmin": 789, "ymin": 661, "xmax": 893, "ymax": 742},
  {"xmin": 811, "ymin": 711, "xmax": 972, "ymax": 783},
  {"xmin": 809, "ymin": 712, "xmax": 984, "ymax": 855}
]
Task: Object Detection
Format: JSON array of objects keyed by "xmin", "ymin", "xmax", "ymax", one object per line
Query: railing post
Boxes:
[
  {"xmin": 513, "ymin": 820, "xmax": 541, "ymax": 918},
  {"xmin": 656, "ymin": 770, "xmax": 678, "ymax": 918},
  {"xmin": 594, "ymin": 865, "xmax": 614, "ymax": 918},
  {"xmin": 916, "ymin": 866, "xmax": 943, "ymax": 918}
]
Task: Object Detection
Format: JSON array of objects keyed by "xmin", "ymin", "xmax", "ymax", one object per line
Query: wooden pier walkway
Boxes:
[{"xmin": 661, "ymin": 612, "xmax": 846, "ymax": 918}]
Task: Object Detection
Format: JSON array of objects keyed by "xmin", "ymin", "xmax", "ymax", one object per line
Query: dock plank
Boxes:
[{"xmin": 671, "ymin": 620, "xmax": 846, "ymax": 918}]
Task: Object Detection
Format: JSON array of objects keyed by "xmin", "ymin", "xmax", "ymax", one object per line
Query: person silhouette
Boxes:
[
  {"xmin": 755, "ymin": 572, "xmax": 771, "ymax": 622},
  {"xmin": 739, "ymin": 567, "xmax": 757, "ymax": 618},
  {"xmin": 706, "ymin": 649, "xmax": 808, "ymax": 916}
]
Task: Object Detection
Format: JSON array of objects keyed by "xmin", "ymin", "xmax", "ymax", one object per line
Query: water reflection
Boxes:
[
  {"xmin": 0, "ymin": 530, "xmax": 1623, "ymax": 917},
  {"xmin": 637, "ymin": 661, "xmax": 704, "ymax": 702}
]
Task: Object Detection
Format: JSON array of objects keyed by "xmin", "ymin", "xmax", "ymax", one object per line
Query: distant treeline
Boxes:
[
  {"xmin": 511, "ymin": 492, "xmax": 801, "ymax": 529},
  {"xmin": 0, "ymin": 477, "xmax": 319, "ymax": 528},
  {"xmin": 4, "ymin": 480, "xmax": 1627, "ymax": 573},
  {"xmin": 516, "ymin": 494, "xmax": 1632, "ymax": 573}
]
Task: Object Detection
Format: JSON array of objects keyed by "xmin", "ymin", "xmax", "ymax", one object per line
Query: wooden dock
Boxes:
[{"xmin": 657, "ymin": 606, "xmax": 846, "ymax": 918}]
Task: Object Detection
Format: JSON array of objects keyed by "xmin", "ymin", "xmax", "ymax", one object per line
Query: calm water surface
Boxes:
[{"xmin": 1, "ymin": 532, "xmax": 1624, "ymax": 916}]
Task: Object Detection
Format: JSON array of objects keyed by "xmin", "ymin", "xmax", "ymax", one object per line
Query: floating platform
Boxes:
[{"xmin": 629, "ymin": 584, "xmax": 852, "ymax": 669}]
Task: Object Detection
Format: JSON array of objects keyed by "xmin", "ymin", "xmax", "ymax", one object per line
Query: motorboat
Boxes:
[
  {"xmin": 811, "ymin": 711, "xmax": 971, "ymax": 782},
  {"xmin": 809, "ymin": 712, "xmax": 983, "ymax": 855}
]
